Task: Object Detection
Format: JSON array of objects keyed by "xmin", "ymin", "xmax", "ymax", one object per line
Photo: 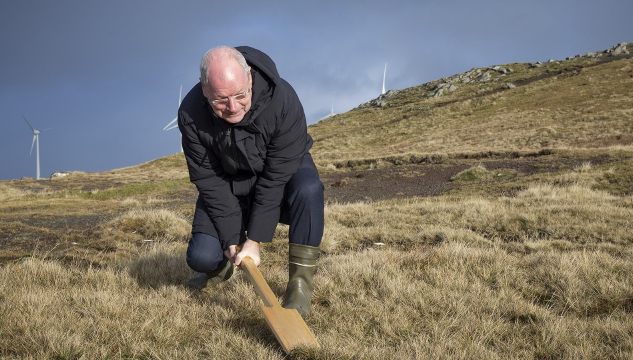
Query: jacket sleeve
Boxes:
[
  {"xmin": 178, "ymin": 109, "xmax": 242, "ymax": 249},
  {"xmin": 246, "ymin": 83, "xmax": 308, "ymax": 243}
]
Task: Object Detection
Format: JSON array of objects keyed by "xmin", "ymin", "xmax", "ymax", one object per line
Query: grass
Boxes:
[
  {"xmin": 1, "ymin": 45, "xmax": 633, "ymax": 358},
  {"xmin": 2, "ymin": 175, "xmax": 633, "ymax": 358}
]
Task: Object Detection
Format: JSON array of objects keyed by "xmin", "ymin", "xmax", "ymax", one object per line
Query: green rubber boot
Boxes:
[
  {"xmin": 282, "ymin": 243, "xmax": 319, "ymax": 315},
  {"xmin": 185, "ymin": 260, "xmax": 234, "ymax": 290}
]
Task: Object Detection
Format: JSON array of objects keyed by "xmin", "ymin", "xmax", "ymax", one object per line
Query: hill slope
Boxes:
[{"xmin": 309, "ymin": 42, "xmax": 633, "ymax": 166}]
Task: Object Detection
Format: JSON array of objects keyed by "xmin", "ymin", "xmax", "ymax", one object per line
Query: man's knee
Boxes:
[
  {"xmin": 289, "ymin": 169, "xmax": 324, "ymax": 201},
  {"xmin": 186, "ymin": 233, "xmax": 224, "ymax": 273},
  {"xmin": 187, "ymin": 251, "xmax": 223, "ymax": 273}
]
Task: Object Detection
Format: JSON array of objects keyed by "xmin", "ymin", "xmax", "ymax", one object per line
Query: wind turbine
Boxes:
[
  {"xmin": 319, "ymin": 93, "xmax": 336, "ymax": 121},
  {"xmin": 22, "ymin": 115, "xmax": 49, "ymax": 180},
  {"xmin": 382, "ymin": 63, "xmax": 387, "ymax": 95},
  {"xmin": 163, "ymin": 85, "xmax": 183, "ymax": 152}
]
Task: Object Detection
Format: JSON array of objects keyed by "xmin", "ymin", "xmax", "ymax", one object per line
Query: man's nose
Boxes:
[{"xmin": 226, "ymin": 98, "xmax": 239, "ymax": 112}]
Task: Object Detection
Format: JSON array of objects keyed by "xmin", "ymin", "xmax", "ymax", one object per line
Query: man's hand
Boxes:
[{"xmin": 224, "ymin": 239, "xmax": 260, "ymax": 267}]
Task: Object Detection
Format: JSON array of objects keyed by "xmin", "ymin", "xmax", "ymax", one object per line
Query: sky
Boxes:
[{"xmin": 1, "ymin": 0, "xmax": 631, "ymax": 181}]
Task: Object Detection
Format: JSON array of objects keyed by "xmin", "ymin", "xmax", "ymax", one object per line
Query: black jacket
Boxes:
[{"xmin": 178, "ymin": 46, "xmax": 312, "ymax": 249}]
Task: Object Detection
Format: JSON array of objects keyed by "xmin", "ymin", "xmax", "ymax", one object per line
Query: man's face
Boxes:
[{"xmin": 202, "ymin": 63, "xmax": 252, "ymax": 124}]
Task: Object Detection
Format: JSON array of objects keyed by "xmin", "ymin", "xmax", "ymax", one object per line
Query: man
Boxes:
[{"xmin": 177, "ymin": 46, "xmax": 324, "ymax": 316}]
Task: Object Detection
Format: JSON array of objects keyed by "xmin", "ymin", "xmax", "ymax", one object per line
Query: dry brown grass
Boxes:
[{"xmin": 2, "ymin": 174, "xmax": 633, "ymax": 358}]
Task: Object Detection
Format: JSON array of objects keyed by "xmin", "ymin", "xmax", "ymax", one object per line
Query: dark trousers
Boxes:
[{"xmin": 186, "ymin": 164, "xmax": 324, "ymax": 274}]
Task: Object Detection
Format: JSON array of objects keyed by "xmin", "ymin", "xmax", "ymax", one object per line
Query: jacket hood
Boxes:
[
  {"xmin": 234, "ymin": 46, "xmax": 280, "ymax": 128},
  {"xmin": 236, "ymin": 46, "xmax": 280, "ymax": 85}
]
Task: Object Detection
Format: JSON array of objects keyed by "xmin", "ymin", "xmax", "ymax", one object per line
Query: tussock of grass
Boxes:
[
  {"xmin": 102, "ymin": 209, "xmax": 191, "ymax": 242},
  {"xmin": 451, "ymin": 164, "xmax": 515, "ymax": 182}
]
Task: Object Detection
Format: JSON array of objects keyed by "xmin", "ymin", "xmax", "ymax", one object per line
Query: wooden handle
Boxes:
[{"xmin": 240, "ymin": 257, "xmax": 279, "ymax": 308}]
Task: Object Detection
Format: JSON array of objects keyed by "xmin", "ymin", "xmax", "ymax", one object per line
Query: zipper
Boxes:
[{"xmin": 227, "ymin": 127, "xmax": 239, "ymax": 163}]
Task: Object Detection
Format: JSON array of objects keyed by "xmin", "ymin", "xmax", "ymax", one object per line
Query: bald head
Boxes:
[
  {"xmin": 200, "ymin": 46, "xmax": 250, "ymax": 87},
  {"xmin": 199, "ymin": 46, "xmax": 253, "ymax": 124}
]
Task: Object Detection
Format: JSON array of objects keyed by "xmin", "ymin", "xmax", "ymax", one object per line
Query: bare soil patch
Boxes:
[{"xmin": 321, "ymin": 154, "xmax": 618, "ymax": 203}]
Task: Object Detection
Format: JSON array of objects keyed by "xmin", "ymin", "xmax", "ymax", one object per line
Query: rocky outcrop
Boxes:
[
  {"xmin": 357, "ymin": 89, "xmax": 401, "ymax": 108},
  {"xmin": 427, "ymin": 65, "xmax": 513, "ymax": 98},
  {"xmin": 609, "ymin": 42, "xmax": 629, "ymax": 55},
  {"xmin": 565, "ymin": 42, "xmax": 628, "ymax": 60}
]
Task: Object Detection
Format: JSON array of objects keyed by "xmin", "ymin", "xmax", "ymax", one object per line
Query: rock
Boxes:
[
  {"xmin": 433, "ymin": 88, "xmax": 444, "ymax": 98},
  {"xmin": 51, "ymin": 172, "xmax": 70, "ymax": 178},
  {"xmin": 506, "ymin": 83, "xmax": 516, "ymax": 89},
  {"xmin": 356, "ymin": 89, "xmax": 401, "ymax": 108},
  {"xmin": 610, "ymin": 43, "xmax": 628, "ymax": 55},
  {"xmin": 490, "ymin": 66, "xmax": 509, "ymax": 74},
  {"xmin": 447, "ymin": 85, "xmax": 458, "ymax": 92},
  {"xmin": 477, "ymin": 71, "xmax": 492, "ymax": 82},
  {"xmin": 459, "ymin": 74, "xmax": 472, "ymax": 83}
]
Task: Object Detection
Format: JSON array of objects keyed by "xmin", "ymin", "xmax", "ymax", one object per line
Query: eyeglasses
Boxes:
[{"xmin": 209, "ymin": 87, "xmax": 252, "ymax": 108}]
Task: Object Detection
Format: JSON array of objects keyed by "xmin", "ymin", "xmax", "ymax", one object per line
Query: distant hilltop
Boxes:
[{"xmin": 358, "ymin": 42, "xmax": 629, "ymax": 109}]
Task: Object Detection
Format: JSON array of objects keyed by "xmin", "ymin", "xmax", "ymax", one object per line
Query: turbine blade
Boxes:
[
  {"xmin": 163, "ymin": 117, "xmax": 177, "ymax": 131},
  {"xmin": 30, "ymin": 135, "xmax": 36, "ymax": 156},
  {"xmin": 178, "ymin": 85, "xmax": 182, "ymax": 106},
  {"xmin": 382, "ymin": 63, "xmax": 387, "ymax": 95},
  {"xmin": 22, "ymin": 115, "xmax": 35, "ymax": 131},
  {"xmin": 165, "ymin": 124, "xmax": 179, "ymax": 131}
]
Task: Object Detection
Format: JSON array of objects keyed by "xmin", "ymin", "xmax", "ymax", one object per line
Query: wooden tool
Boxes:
[{"xmin": 240, "ymin": 257, "xmax": 320, "ymax": 354}]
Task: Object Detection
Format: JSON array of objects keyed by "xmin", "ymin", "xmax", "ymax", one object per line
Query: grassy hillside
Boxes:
[
  {"xmin": 1, "ymin": 43, "xmax": 632, "ymax": 359},
  {"xmin": 309, "ymin": 50, "xmax": 633, "ymax": 168}
]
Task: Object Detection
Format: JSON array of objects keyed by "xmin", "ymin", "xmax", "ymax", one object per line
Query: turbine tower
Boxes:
[
  {"xmin": 382, "ymin": 63, "xmax": 387, "ymax": 95},
  {"xmin": 163, "ymin": 85, "xmax": 183, "ymax": 152},
  {"xmin": 319, "ymin": 93, "xmax": 336, "ymax": 121},
  {"xmin": 22, "ymin": 115, "xmax": 41, "ymax": 180}
]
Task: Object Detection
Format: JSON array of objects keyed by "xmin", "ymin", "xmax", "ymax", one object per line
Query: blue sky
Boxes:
[{"xmin": 1, "ymin": 0, "xmax": 631, "ymax": 181}]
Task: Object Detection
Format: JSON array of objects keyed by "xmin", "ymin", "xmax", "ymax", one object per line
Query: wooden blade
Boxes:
[{"xmin": 240, "ymin": 257, "xmax": 319, "ymax": 354}]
